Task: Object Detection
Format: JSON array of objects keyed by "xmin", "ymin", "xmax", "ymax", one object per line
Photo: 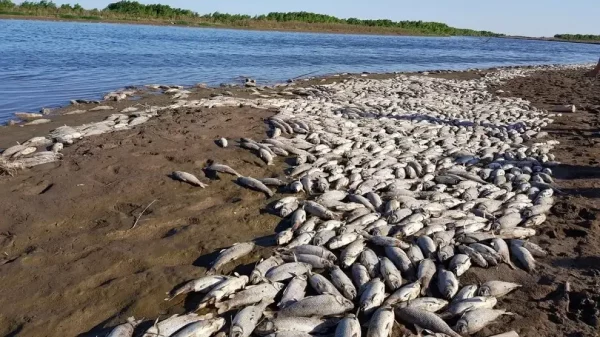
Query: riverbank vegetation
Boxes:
[
  {"xmin": 554, "ymin": 34, "xmax": 600, "ymax": 41},
  {"xmin": 0, "ymin": 0, "xmax": 503, "ymax": 36}
]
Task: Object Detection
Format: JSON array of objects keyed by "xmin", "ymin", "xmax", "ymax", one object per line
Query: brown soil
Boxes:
[
  {"xmin": 1, "ymin": 68, "xmax": 599, "ymax": 337},
  {"xmin": 0, "ymin": 102, "xmax": 285, "ymax": 337},
  {"xmin": 484, "ymin": 69, "xmax": 600, "ymax": 337}
]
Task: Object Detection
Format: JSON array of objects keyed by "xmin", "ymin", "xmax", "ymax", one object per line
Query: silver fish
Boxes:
[
  {"xmin": 279, "ymin": 294, "xmax": 354, "ymax": 317},
  {"xmin": 166, "ymin": 275, "xmax": 229, "ymax": 300},
  {"xmin": 107, "ymin": 317, "xmax": 142, "ymax": 337},
  {"xmin": 454, "ymin": 308, "xmax": 511, "ymax": 335},
  {"xmin": 395, "ymin": 307, "xmax": 461, "ymax": 337},
  {"xmin": 210, "ymin": 242, "xmax": 255, "ymax": 274},
  {"xmin": 172, "ymin": 171, "xmax": 207, "ymax": 187},
  {"xmin": 330, "ymin": 266, "xmax": 357, "ymax": 300},
  {"xmin": 237, "ymin": 176, "xmax": 274, "ymax": 197},
  {"xmin": 335, "ymin": 315, "xmax": 361, "ymax": 337},
  {"xmin": 279, "ymin": 275, "xmax": 308, "ymax": 308},
  {"xmin": 230, "ymin": 299, "xmax": 273, "ymax": 337},
  {"xmin": 366, "ymin": 306, "xmax": 394, "ymax": 337}
]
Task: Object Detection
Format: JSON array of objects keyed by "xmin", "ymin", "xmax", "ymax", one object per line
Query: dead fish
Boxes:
[
  {"xmin": 510, "ymin": 244, "xmax": 536, "ymax": 272},
  {"xmin": 277, "ymin": 229, "xmax": 294, "ymax": 246},
  {"xmin": 453, "ymin": 285, "xmax": 478, "ymax": 303},
  {"xmin": 142, "ymin": 313, "xmax": 214, "ymax": 337},
  {"xmin": 454, "ymin": 308, "xmax": 511, "ymax": 335},
  {"xmin": 209, "ymin": 242, "xmax": 255, "ymax": 274},
  {"xmin": 166, "ymin": 275, "xmax": 229, "ymax": 300},
  {"xmin": 266, "ymin": 262, "xmax": 312, "ymax": 282},
  {"xmin": 358, "ymin": 278, "xmax": 386, "ymax": 316},
  {"xmin": 170, "ymin": 317, "xmax": 226, "ymax": 337},
  {"xmin": 260, "ymin": 177, "xmax": 287, "ymax": 187},
  {"xmin": 197, "ymin": 275, "xmax": 248, "ymax": 309},
  {"xmin": 443, "ymin": 296, "xmax": 497, "ymax": 318},
  {"xmin": 279, "ymin": 275, "xmax": 308, "ymax": 308},
  {"xmin": 230, "ymin": 299, "xmax": 273, "ymax": 337},
  {"xmin": 304, "ymin": 201, "xmax": 338, "ymax": 220},
  {"xmin": 418, "ymin": 259, "xmax": 436, "ymax": 295},
  {"xmin": 216, "ymin": 138, "xmax": 228, "ymax": 148},
  {"xmin": 403, "ymin": 297, "xmax": 448, "ymax": 313},
  {"xmin": 383, "ymin": 282, "xmax": 421, "ymax": 306},
  {"xmin": 478, "ymin": 281, "xmax": 521, "ymax": 297},
  {"xmin": 250, "ymin": 256, "xmax": 284, "ymax": 284},
  {"xmin": 334, "ymin": 315, "xmax": 361, "ymax": 337},
  {"xmin": 215, "ymin": 282, "xmax": 284, "ymax": 314},
  {"xmin": 511, "ymin": 239, "xmax": 547, "ymax": 257},
  {"xmin": 379, "ymin": 257, "xmax": 403, "ymax": 290},
  {"xmin": 395, "ymin": 307, "xmax": 461, "ymax": 337},
  {"xmin": 490, "ymin": 238, "xmax": 516, "ymax": 269},
  {"xmin": 309, "ymin": 273, "xmax": 344, "ymax": 297},
  {"xmin": 279, "ymin": 294, "xmax": 354, "ymax": 317},
  {"xmin": 107, "ymin": 317, "xmax": 142, "ymax": 337},
  {"xmin": 366, "ymin": 306, "xmax": 394, "ymax": 337},
  {"xmin": 341, "ymin": 238, "xmax": 366, "ymax": 268},
  {"xmin": 206, "ymin": 163, "xmax": 242, "ymax": 177},
  {"xmin": 351, "ymin": 263, "xmax": 371, "ymax": 295},
  {"xmin": 330, "ymin": 266, "xmax": 357, "ymax": 300},
  {"xmin": 437, "ymin": 267, "xmax": 459, "ymax": 299},
  {"xmin": 290, "ymin": 245, "xmax": 337, "ymax": 261},
  {"xmin": 384, "ymin": 246, "xmax": 415, "ymax": 279},
  {"xmin": 172, "ymin": 171, "xmax": 207, "ymax": 187},
  {"xmin": 237, "ymin": 176, "xmax": 274, "ymax": 197},
  {"xmin": 256, "ymin": 317, "xmax": 339, "ymax": 336},
  {"xmin": 259, "ymin": 148, "xmax": 275, "ymax": 165},
  {"xmin": 282, "ymin": 254, "xmax": 334, "ymax": 269}
]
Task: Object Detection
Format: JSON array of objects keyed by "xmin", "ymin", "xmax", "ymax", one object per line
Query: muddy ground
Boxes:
[{"xmin": 0, "ymin": 68, "xmax": 599, "ymax": 337}]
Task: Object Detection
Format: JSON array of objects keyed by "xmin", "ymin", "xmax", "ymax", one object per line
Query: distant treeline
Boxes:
[
  {"xmin": 554, "ymin": 34, "xmax": 600, "ymax": 41},
  {"xmin": 0, "ymin": 0, "xmax": 503, "ymax": 36}
]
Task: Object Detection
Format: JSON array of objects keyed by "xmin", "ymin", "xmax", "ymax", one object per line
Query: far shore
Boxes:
[{"xmin": 2, "ymin": 14, "xmax": 600, "ymax": 45}]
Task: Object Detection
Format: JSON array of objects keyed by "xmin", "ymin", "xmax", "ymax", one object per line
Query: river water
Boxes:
[{"xmin": 1, "ymin": 19, "xmax": 599, "ymax": 122}]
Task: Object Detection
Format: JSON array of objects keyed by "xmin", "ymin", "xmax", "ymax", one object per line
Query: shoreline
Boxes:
[
  {"xmin": 0, "ymin": 64, "xmax": 599, "ymax": 336},
  {"xmin": 2, "ymin": 62, "xmax": 594, "ymax": 128},
  {"xmin": 3, "ymin": 14, "xmax": 600, "ymax": 45}
]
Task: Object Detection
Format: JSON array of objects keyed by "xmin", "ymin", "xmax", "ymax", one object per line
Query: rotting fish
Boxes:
[
  {"xmin": 172, "ymin": 171, "xmax": 207, "ymax": 187},
  {"xmin": 107, "ymin": 317, "xmax": 142, "ymax": 337},
  {"xmin": 279, "ymin": 294, "xmax": 355, "ymax": 317},
  {"xmin": 209, "ymin": 242, "xmax": 255, "ymax": 274},
  {"xmin": 237, "ymin": 176, "xmax": 274, "ymax": 197}
]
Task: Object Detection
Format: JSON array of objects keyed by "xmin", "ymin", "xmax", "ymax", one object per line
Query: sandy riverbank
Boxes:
[{"xmin": 0, "ymin": 66, "xmax": 599, "ymax": 337}]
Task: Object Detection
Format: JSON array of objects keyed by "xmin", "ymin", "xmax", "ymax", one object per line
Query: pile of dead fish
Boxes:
[{"xmin": 103, "ymin": 65, "xmax": 582, "ymax": 337}]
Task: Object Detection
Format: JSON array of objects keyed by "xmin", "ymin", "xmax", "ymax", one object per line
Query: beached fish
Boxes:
[
  {"xmin": 215, "ymin": 282, "xmax": 284, "ymax": 314},
  {"xmin": 454, "ymin": 308, "xmax": 511, "ymax": 335},
  {"xmin": 166, "ymin": 275, "xmax": 229, "ymax": 300},
  {"xmin": 395, "ymin": 307, "xmax": 461, "ymax": 337},
  {"xmin": 279, "ymin": 275, "xmax": 308, "ymax": 308},
  {"xmin": 107, "ymin": 317, "xmax": 142, "ymax": 337},
  {"xmin": 206, "ymin": 163, "xmax": 242, "ymax": 177},
  {"xmin": 279, "ymin": 294, "xmax": 354, "ymax": 317},
  {"xmin": 478, "ymin": 281, "xmax": 522, "ymax": 297},
  {"xmin": 250, "ymin": 256, "xmax": 284, "ymax": 284},
  {"xmin": 172, "ymin": 171, "xmax": 207, "ymax": 187},
  {"xmin": 171, "ymin": 317, "xmax": 226, "ymax": 337},
  {"xmin": 209, "ymin": 242, "xmax": 255, "ymax": 274},
  {"xmin": 230, "ymin": 299, "xmax": 273, "ymax": 337},
  {"xmin": 237, "ymin": 176, "xmax": 274, "ymax": 197},
  {"xmin": 335, "ymin": 315, "xmax": 361, "ymax": 337}
]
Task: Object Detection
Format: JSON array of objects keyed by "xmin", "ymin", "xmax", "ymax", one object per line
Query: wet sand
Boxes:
[{"xmin": 0, "ymin": 67, "xmax": 599, "ymax": 337}]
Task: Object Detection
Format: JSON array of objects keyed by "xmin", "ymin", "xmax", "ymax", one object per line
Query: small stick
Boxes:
[{"xmin": 131, "ymin": 199, "xmax": 158, "ymax": 229}]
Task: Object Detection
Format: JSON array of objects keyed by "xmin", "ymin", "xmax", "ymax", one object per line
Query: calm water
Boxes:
[{"xmin": 1, "ymin": 19, "xmax": 599, "ymax": 122}]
